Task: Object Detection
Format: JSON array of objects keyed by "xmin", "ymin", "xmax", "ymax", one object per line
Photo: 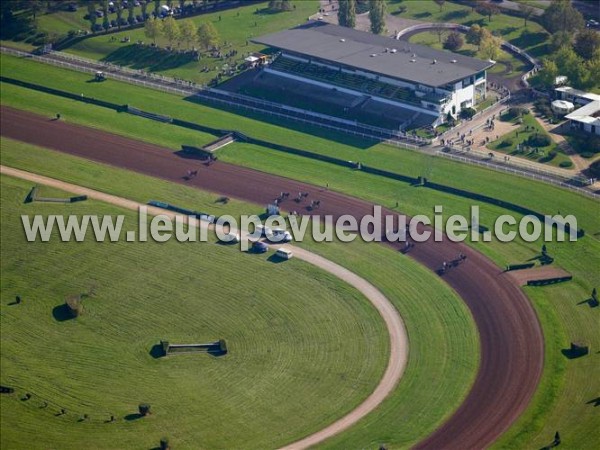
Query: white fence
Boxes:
[{"xmin": 438, "ymin": 150, "xmax": 598, "ymax": 199}]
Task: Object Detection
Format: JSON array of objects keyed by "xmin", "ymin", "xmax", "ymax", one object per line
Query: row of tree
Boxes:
[
  {"xmin": 537, "ymin": 39, "xmax": 600, "ymax": 91},
  {"xmin": 144, "ymin": 15, "xmax": 219, "ymax": 50},
  {"xmin": 338, "ymin": 0, "xmax": 386, "ymax": 35}
]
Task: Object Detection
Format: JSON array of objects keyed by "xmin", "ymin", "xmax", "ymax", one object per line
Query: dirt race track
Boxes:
[{"xmin": 1, "ymin": 106, "xmax": 544, "ymax": 449}]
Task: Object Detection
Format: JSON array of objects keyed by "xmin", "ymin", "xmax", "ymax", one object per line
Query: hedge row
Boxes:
[
  {"xmin": 527, "ymin": 275, "xmax": 573, "ymax": 286},
  {"xmin": 506, "ymin": 262, "xmax": 536, "ymax": 271}
]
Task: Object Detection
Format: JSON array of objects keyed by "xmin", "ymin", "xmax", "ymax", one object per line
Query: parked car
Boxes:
[
  {"xmin": 221, "ymin": 231, "xmax": 240, "ymax": 244},
  {"xmin": 252, "ymin": 241, "xmax": 269, "ymax": 253},
  {"xmin": 267, "ymin": 228, "xmax": 292, "ymax": 243},
  {"xmin": 275, "ymin": 248, "xmax": 293, "ymax": 260}
]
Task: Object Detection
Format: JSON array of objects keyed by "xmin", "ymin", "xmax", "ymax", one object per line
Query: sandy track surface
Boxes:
[{"xmin": 1, "ymin": 106, "xmax": 544, "ymax": 449}]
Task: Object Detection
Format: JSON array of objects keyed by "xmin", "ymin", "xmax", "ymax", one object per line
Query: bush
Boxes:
[
  {"xmin": 527, "ymin": 134, "xmax": 552, "ymax": 147},
  {"xmin": 499, "ymin": 138, "xmax": 513, "ymax": 148},
  {"xmin": 65, "ymin": 294, "xmax": 83, "ymax": 318},
  {"xmin": 581, "ymin": 151, "xmax": 594, "ymax": 159},
  {"xmin": 460, "ymin": 107, "xmax": 476, "ymax": 119},
  {"xmin": 509, "ymin": 106, "xmax": 529, "ymax": 118},
  {"xmin": 160, "ymin": 437, "xmax": 170, "ymax": 450},
  {"xmin": 559, "ymin": 161, "xmax": 573, "ymax": 168},
  {"xmin": 138, "ymin": 403, "xmax": 151, "ymax": 416}
]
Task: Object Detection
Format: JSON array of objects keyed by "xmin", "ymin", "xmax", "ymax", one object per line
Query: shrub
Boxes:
[
  {"xmin": 527, "ymin": 134, "xmax": 552, "ymax": 147},
  {"xmin": 499, "ymin": 138, "xmax": 513, "ymax": 148},
  {"xmin": 581, "ymin": 151, "xmax": 594, "ymax": 159},
  {"xmin": 65, "ymin": 294, "xmax": 83, "ymax": 318},
  {"xmin": 559, "ymin": 161, "xmax": 573, "ymax": 168},
  {"xmin": 138, "ymin": 403, "xmax": 151, "ymax": 416},
  {"xmin": 508, "ymin": 106, "xmax": 528, "ymax": 117},
  {"xmin": 460, "ymin": 107, "xmax": 476, "ymax": 119}
]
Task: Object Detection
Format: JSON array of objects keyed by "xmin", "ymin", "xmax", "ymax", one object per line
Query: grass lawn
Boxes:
[
  {"xmin": 0, "ymin": 173, "xmax": 390, "ymax": 450},
  {"xmin": 487, "ymin": 112, "xmax": 572, "ymax": 168},
  {"xmin": 396, "ymin": 0, "xmax": 549, "ymax": 58},
  {"xmin": 0, "ymin": 138, "xmax": 480, "ymax": 448},
  {"xmin": 408, "ymin": 31, "xmax": 528, "ymax": 77},
  {"xmin": 63, "ymin": 1, "xmax": 317, "ymax": 85},
  {"xmin": 2, "ymin": 50, "xmax": 600, "ymax": 448}
]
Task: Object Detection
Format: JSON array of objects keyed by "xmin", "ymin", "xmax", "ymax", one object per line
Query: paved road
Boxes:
[{"xmin": 1, "ymin": 106, "xmax": 544, "ymax": 449}]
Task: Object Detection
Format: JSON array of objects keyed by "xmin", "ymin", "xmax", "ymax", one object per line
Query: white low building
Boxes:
[
  {"xmin": 551, "ymin": 99, "xmax": 575, "ymax": 116},
  {"xmin": 565, "ymin": 101, "xmax": 600, "ymax": 136}
]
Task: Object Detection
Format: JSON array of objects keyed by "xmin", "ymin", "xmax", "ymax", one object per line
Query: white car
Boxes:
[{"xmin": 267, "ymin": 228, "xmax": 292, "ymax": 243}]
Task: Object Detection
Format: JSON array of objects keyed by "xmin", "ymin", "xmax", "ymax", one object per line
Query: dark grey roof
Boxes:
[{"xmin": 252, "ymin": 22, "xmax": 493, "ymax": 87}]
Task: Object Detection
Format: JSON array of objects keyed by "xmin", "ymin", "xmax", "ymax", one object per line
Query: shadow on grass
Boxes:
[
  {"xmin": 124, "ymin": 413, "xmax": 143, "ymax": 421},
  {"xmin": 561, "ymin": 347, "xmax": 588, "ymax": 359},
  {"xmin": 183, "ymin": 95, "xmax": 377, "ymax": 150},
  {"xmin": 52, "ymin": 304, "xmax": 75, "ymax": 322},
  {"xmin": 577, "ymin": 297, "xmax": 599, "ymax": 308},
  {"xmin": 102, "ymin": 45, "xmax": 195, "ymax": 72},
  {"xmin": 413, "ymin": 11, "xmax": 432, "ymax": 19},
  {"xmin": 510, "ymin": 32, "xmax": 548, "ymax": 51},
  {"xmin": 443, "ymin": 10, "xmax": 469, "ymax": 21},
  {"xmin": 149, "ymin": 344, "xmax": 166, "ymax": 359},
  {"xmin": 267, "ymin": 254, "xmax": 286, "ymax": 264},
  {"xmin": 586, "ymin": 397, "xmax": 600, "ymax": 407}
]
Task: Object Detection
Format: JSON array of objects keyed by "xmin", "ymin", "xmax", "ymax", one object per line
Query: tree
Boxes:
[
  {"xmin": 179, "ymin": 19, "xmax": 196, "ymax": 49},
  {"xmin": 434, "ymin": 28, "xmax": 447, "ymax": 44},
  {"xmin": 28, "ymin": 0, "xmax": 43, "ymax": 21},
  {"xmin": 466, "ymin": 24, "xmax": 481, "ymax": 46},
  {"xmin": 154, "ymin": 0, "xmax": 161, "ymax": 17},
  {"xmin": 127, "ymin": 0, "xmax": 135, "ymax": 24},
  {"xmin": 138, "ymin": 403, "xmax": 151, "ymax": 416},
  {"xmin": 480, "ymin": 34, "xmax": 501, "ymax": 60},
  {"xmin": 574, "ymin": 29, "xmax": 600, "ymax": 60},
  {"xmin": 433, "ymin": 0, "xmax": 445, "ymax": 12},
  {"xmin": 102, "ymin": 0, "xmax": 109, "ymax": 30},
  {"xmin": 476, "ymin": 3, "xmax": 499, "ymax": 22},
  {"xmin": 368, "ymin": 0, "xmax": 386, "ymax": 35},
  {"xmin": 549, "ymin": 31, "xmax": 573, "ymax": 52},
  {"xmin": 162, "ymin": 16, "xmax": 180, "ymax": 48},
  {"xmin": 541, "ymin": 0, "xmax": 584, "ymax": 34},
  {"xmin": 141, "ymin": 0, "xmax": 148, "ymax": 20},
  {"xmin": 87, "ymin": 1, "xmax": 97, "ymax": 31},
  {"xmin": 537, "ymin": 58, "xmax": 559, "ymax": 88},
  {"xmin": 115, "ymin": 0, "xmax": 123, "ymax": 29},
  {"xmin": 338, "ymin": 0, "xmax": 356, "ymax": 29},
  {"xmin": 196, "ymin": 21, "xmax": 219, "ymax": 50},
  {"xmin": 443, "ymin": 31, "xmax": 464, "ymax": 51},
  {"xmin": 144, "ymin": 16, "xmax": 163, "ymax": 45},
  {"xmin": 518, "ymin": 3, "xmax": 535, "ymax": 27}
]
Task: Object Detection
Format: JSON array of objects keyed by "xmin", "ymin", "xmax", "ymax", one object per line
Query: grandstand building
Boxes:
[{"xmin": 253, "ymin": 22, "xmax": 493, "ymax": 129}]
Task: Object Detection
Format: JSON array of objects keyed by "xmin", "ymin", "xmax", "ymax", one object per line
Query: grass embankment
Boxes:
[
  {"xmin": 1, "ymin": 53, "xmax": 599, "ymax": 449},
  {"xmin": 0, "ymin": 138, "xmax": 480, "ymax": 449}
]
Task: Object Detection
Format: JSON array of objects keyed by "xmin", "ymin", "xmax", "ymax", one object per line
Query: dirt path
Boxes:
[
  {"xmin": 0, "ymin": 164, "xmax": 409, "ymax": 450},
  {"xmin": 0, "ymin": 106, "xmax": 544, "ymax": 449}
]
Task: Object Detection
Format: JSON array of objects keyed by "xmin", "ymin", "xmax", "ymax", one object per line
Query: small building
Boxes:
[
  {"xmin": 551, "ymin": 99, "xmax": 575, "ymax": 116},
  {"xmin": 244, "ymin": 53, "xmax": 269, "ymax": 68},
  {"xmin": 565, "ymin": 101, "xmax": 600, "ymax": 135},
  {"xmin": 555, "ymin": 86, "xmax": 600, "ymax": 107}
]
